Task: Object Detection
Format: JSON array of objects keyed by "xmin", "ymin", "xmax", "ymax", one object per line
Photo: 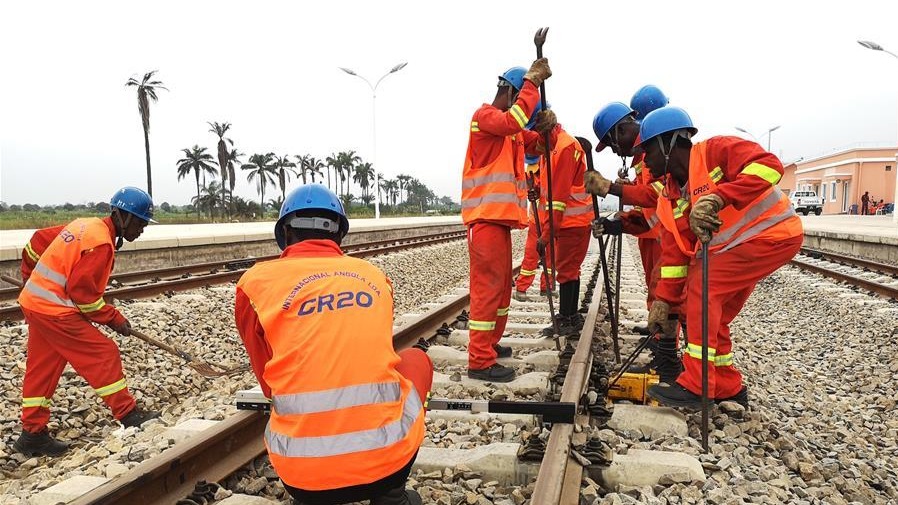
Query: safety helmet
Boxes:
[
  {"xmin": 630, "ymin": 85, "xmax": 669, "ymax": 120},
  {"xmin": 110, "ymin": 187, "xmax": 156, "ymax": 223},
  {"xmin": 592, "ymin": 102, "xmax": 636, "ymax": 143},
  {"xmin": 636, "ymin": 106, "xmax": 697, "ymax": 146},
  {"xmin": 275, "ymin": 184, "xmax": 349, "ymax": 250},
  {"xmin": 525, "ymin": 154, "xmax": 541, "ymax": 167},
  {"xmin": 525, "ymin": 100, "xmax": 549, "ymax": 130},
  {"xmin": 498, "ymin": 66, "xmax": 527, "ymax": 91}
]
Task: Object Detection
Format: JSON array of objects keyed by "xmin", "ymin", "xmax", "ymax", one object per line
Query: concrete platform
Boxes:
[{"xmin": 800, "ymin": 215, "xmax": 897, "ymax": 263}]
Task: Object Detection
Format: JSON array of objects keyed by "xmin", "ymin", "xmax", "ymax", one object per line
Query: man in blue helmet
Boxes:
[
  {"xmin": 14, "ymin": 187, "xmax": 160, "ymax": 457},
  {"xmin": 236, "ymin": 184, "xmax": 433, "ymax": 505},
  {"xmin": 461, "ymin": 58, "xmax": 555, "ymax": 382}
]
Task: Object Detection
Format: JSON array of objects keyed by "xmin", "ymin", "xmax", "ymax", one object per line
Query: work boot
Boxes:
[
  {"xmin": 467, "ymin": 363, "xmax": 516, "ymax": 383},
  {"xmin": 494, "ymin": 343, "xmax": 512, "ymax": 359},
  {"xmin": 372, "ymin": 487, "xmax": 423, "ymax": 505},
  {"xmin": 13, "ymin": 429, "xmax": 69, "ymax": 457},
  {"xmin": 646, "ymin": 382, "xmax": 703, "ymax": 410},
  {"xmin": 650, "ymin": 338, "xmax": 683, "ymax": 385},
  {"xmin": 716, "ymin": 386, "xmax": 749, "ymax": 409},
  {"xmin": 512, "ymin": 290, "xmax": 530, "ymax": 302},
  {"xmin": 120, "ymin": 407, "xmax": 161, "ymax": 428}
]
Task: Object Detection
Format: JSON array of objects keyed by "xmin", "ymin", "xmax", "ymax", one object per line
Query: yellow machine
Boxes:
[{"xmin": 606, "ymin": 372, "xmax": 660, "ymax": 404}]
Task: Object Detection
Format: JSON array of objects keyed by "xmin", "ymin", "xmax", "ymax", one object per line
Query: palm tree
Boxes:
[
  {"xmin": 294, "ymin": 154, "xmax": 310, "ymax": 184},
  {"xmin": 125, "ymin": 70, "xmax": 167, "ymax": 197},
  {"xmin": 208, "ymin": 122, "xmax": 233, "ymax": 196},
  {"xmin": 307, "ymin": 157, "xmax": 325, "ymax": 184},
  {"xmin": 226, "ymin": 147, "xmax": 244, "ymax": 216},
  {"xmin": 196, "ymin": 180, "xmax": 225, "ymax": 220},
  {"xmin": 176, "ymin": 145, "xmax": 218, "ymax": 218},
  {"xmin": 381, "ymin": 178, "xmax": 398, "ymax": 207},
  {"xmin": 325, "ymin": 153, "xmax": 340, "ymax": 192},
  {"xmin": 338, "ymin": 151, "xmax": 361, "ymax": 198},
  {"xmin": 242, "ymin": 153, "xmax": 277, "ymax": 219},
  {"xmin": 396, "ymin": 174, "xmax": 412, "ymax": 204},
  {"xmin": 272, "ymin": 154, "xmax": 296, "ymax": 200},
  {"xmin": 353, "ymin": 162, "xmax": 374, "ymax": 201}
]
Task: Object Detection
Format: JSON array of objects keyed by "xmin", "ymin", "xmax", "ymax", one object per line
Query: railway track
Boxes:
[
  {"xmin": 64, "ymin": 242, "xmax": 610, "ymax": 505},
  {"xmin": 0, "ymin": 230, "xmax": 467, "ymax": 321},
  {"xmin": 791, "ymin": 247, "xmax": 898, "ymax": 299}
]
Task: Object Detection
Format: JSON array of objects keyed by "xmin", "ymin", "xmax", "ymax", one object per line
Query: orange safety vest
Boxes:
[
  {"xmin": 461, "ymin": 125, "xmax": 529, "ymax": 228},
  {"xmin": 656, "ymin": 141, "xmax": 802, "ymax": 257},
  {"xmin": 632, "ymin": 160, "xmax": 663, "ymax": 239},
  {"xmin": 541, "ymin": 131, "xmax": 594, "ymax": 228},
  {"xmin": 525, "ymin": 157, "xmax": 544, "ymax": 225},
  {"xmin": 237, "ymin": 255, "xmax": 425, "ymax": 491},
  {"xmin": 18, "ymin": 218, "xmax": 114, "ymax": 316}
]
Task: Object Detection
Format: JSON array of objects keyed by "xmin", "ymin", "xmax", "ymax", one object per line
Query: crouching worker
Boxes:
[
  {"xmin": 236, "ymin": 184, "xmax": 433, "ymax": 505},
  {"xmin": 15, "ymin": 187, "xmax": 160, "ymax": 457}
]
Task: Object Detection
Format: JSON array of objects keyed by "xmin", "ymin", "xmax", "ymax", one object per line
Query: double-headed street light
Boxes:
[
  {"xmin": 735, "ymin": 125, "xmax": 781, "ymax": 152},
  {"xmin": 858, "ymin": 40, "xmax": 898, "ymax": 223},
  {"xmin": 339, "ymin": 62, "xmax": 408, "ymax": 219}
]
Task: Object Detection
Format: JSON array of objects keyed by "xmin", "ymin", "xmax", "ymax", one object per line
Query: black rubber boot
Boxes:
[
  {"xmin": 120, "ymin": 407, "xmax": 161, "ymax": 428},
  {"xmin": 13, "ymin": 429, "xmax": 69, "ymax": 457},
  {"xmin": 372, "ymin": 487, "xmax": 423, "ymax": 505},
  {"xmin": 467, "ymin": 363, "xmax": 516, "ymax": 383},
  {"xmin": 716, "ymin": 386, "xmax": 749, "ymax": 409},
  {"xmin": 650, "ymin": 338, "xmax": 683, "ymax": 385},
  {"xmin": 493, "ymin": 343, "xmax": 512, "ymax": 359}
]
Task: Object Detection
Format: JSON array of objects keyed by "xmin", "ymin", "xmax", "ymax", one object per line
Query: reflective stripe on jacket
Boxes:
[
  {"xmin": 655, "ymin": 141, "xmax": 803, "ymax": 257},
  {"xmin": 540, "ymin": 131, "xmax": 594, "ymax": 229},
  {"xmin": 461, "ymin": 126, "xmax": 528, "ymax": 228},
  {"xmin": 18, "ymin": 218, "xmax": 113, "ymax": 316},
  {"xmin": 237, "ymin": 254, "xmax": 424, "ymax": 490}
]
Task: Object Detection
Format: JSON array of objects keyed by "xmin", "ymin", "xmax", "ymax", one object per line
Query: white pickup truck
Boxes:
[{"xmin": 789, "ymin": 191, "xmax": 823, "ymax": 215}]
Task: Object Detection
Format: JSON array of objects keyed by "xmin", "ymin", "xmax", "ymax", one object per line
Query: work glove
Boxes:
[
  {"xmin": 584, "ymin": 171, "xmax": 612, "ymax": 197},
  {"xmin": 647, "ymin": 300, "xmax": 676, "ymax": 337},
  {"xmin": 527, "ymin": 186, "xmax": 540, "ymax": 202},
  {"xmin": 109, "ymin": 317, "xmax": 132, "ymax": 336},
  {"xmin": 524, "ymin": 57, "xmax": 552, "ymax": 88},
  {"xmin": 689, "ymin": 194, "xmax": 725, "ymax": 244},
  {"xmin": 533, "ymin": 109, "xmax": 557, "ymax": 136},
  {"xmin": 536, "ymin": 236, "xmax": 548, "ymax": 258},
  {"xmin": 591, "ymin": 217, "xmax": 623, "ymax": 238},
  {"xmin": 615, "ymin": 177, "xmax": 633, "ymax": 186}
]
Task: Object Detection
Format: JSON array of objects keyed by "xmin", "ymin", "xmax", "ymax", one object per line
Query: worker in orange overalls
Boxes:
[
  {"xmin": 537, "ymin": 120, "xmax": 594, "ymax": 336},
  {"xmin": 236, "ymin": 184, "xmax": 433, "ymax": 505},
  {"xmin": 14, "ymin": 187, "xmax": 161, "ymax": 458},
  {"xmin": 513, "ymin": 153, "xmax": 553, "ymax": 302},
  {"xmin": 462, "ymin": 59, "xmax": 555, "ymax": 382},
  {"xmin": 632, "ymin": 107, "xmax": 802, "ymax": 409}
]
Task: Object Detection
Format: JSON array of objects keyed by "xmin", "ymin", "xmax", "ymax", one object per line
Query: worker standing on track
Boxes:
[
  {"xmin": 537, "ymin": 119, "xmax": 594, "ymax": 336},
  {"xmin": 461, "ymin": 59, "xmax": 556, "ymax": 383},
  {"xmin": 236, "ymin": 184, "xmax": 433, "ymax": 505},
  {"xmin": 14, "ymin": 187, "xmax": 160, "ymax": 458},
  {"xmin": 634, "ymin": 107, "xmax": 803, "ymax": 409}
]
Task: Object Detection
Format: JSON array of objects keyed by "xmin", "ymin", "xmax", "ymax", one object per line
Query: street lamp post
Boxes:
[
  {"xmin": 735, "ymin": 125, "xmax": 781, "ymax": 152},
  {"xmin": 858, "ymin": 40, "xmax": 898, "ymax": 224},
  {"xmin": 339, "ymin": 62, "xmax": 408, "ymax": 219}
]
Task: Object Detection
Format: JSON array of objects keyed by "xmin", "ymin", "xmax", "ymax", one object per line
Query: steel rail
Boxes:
[
  {"xmin": 790, "ymin": 256, "xmax": 898, "ymax": 299},
  {"xmin": 68, "ymin": 265, "xmax": 523, "ymax": 504},
  {"xmin": 0, "ymin": 231, "xmax": 467, "ymax": 321},
  {"xmin": 530, "ymin": 254, "xmax": 604, "ymax": 504},
  {"xmin": 799, "ymin": 247, "xmax": 898, "ymax": 277}
]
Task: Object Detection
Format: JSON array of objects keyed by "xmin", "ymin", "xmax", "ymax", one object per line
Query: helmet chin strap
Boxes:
[
  {"xmin": 113, "ymin": 211, "xmax": 131, "ymax": 250},
  {"xmin": 654, "ymin": 129, "xmax": 693, "ymax": 198}
]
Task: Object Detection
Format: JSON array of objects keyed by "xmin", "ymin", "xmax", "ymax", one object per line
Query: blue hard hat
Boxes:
[
  {"xmin": 525, "ymin": 101, "xmax": 549, "ymax": 130},
  {"xmin": 592, "ymin": 102, "xmax": 635, "ymax": 142},
  {"xmin": 525, "ymin": 154, "xmax": 541, "ymax": 166},
  {"xmin": 498, "ymin": 66, "xmax": 527, "ymax": 91},
  {"xmin": 630, "ymin": 85, "xmax": 669, "ymax": 120},
  {"xmin": 110, "ymin": 187, "xmax": 156, "ymax": 223},
  {"xmin": 636, "ymin": 106, "xmax": 697, "ymax": 147},
  {"xmin": 275, "ymin": 183, "xmax": 349, "ymax": 250}
]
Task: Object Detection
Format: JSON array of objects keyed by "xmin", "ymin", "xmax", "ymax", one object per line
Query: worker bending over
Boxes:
[
  {"xmin": 461, "ymin": 59, "xmax": 555, "ymax": 382},
  {"xmin": 236, "ymin": 184, "xmax": 433, "ymax": 505},
  {"xmin": 635, "ymin": 107, "xmax": 802, "ymax": 409},
  {"xmin": 15, "ymin": 187, "xmax": 160, "ymax": 457}
]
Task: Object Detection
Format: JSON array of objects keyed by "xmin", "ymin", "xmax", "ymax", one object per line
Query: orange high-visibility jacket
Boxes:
[
  {"xmin": 540, "ymin": 128, "xmax": 594, "ymax": 230},
  {"xmin": 631, "ymin": 158, "xmax": 663, "ymax": 239},
  {"xmin": 462, "ymin": 131, "xmax": 529, "ymax": 227},
  {"xmin": 655, "ymin": 139, "xmax": 802, "ymax": 259},
  {"xmin": 21, "ymin": 225, "xmax": 65, "ymax": 282},
  {"xmin": 18, "ymin": 218, "xmax": 115, "ymax": 317},
  {"xmin": 236, "ymin": 248, "xmax": 425, "ymax": 491}
]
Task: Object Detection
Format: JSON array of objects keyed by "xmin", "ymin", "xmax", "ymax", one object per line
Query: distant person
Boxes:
[
  {"xmin": 861, "ymin": 191, "xmax": 870, "ymax": 215},
  {"xmin": 14, "ymin": 187, "xmax": 160, "ymax": 458},
  {"xmin": 236, "ymin": 184, "xmax": 433, "ymax": 505}
]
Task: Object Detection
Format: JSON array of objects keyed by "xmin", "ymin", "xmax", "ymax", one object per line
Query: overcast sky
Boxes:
[{"xmin": 1, "ymin": 0, "xmax": 897, "ymax": 206}]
